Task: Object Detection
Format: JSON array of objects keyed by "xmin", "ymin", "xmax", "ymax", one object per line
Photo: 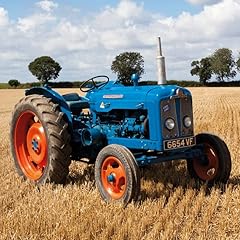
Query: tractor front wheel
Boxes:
[
  {"xmin": 10, "ymin": 94, "xmax": 71, "ymax": 184},
  {"xmin": 95, "ymin": 144, "xmax": 140, "ymax": 205},
  {"xmin": 187, "ymin": 133, "xmax": 231, "ymax": 185}
]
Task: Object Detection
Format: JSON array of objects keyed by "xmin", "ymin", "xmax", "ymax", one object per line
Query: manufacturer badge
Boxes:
[
  {"xmin": 163, "ymin": 104, "xmax": 170, "ymax": 112},
  {"xmin": 103, "ymin": 94, "xmax": 124, "ymax": 99}
]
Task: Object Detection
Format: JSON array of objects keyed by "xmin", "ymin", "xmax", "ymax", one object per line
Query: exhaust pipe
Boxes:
[{"xmin": 156, "ymin": 37, "xmax": 167, "ymax": 85}]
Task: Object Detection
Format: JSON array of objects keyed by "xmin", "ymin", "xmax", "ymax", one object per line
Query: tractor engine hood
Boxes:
[
  {"xmin": 86, "ymin": 83, "xmax": 191, "ymax": 112},
  {"xmin": 146, "ymin": 85, "xmax": 191, "ymax": 103}
]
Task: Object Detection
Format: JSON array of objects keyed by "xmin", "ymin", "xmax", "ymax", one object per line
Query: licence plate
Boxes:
[{"xmin": 163, "ymin": 136, "xmax": 196, "ymax": 151}]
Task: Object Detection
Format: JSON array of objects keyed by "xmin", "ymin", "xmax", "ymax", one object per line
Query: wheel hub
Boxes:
[
  {"xmin": 32, "ymin": 138, "xmax": 40, "ymax": 152},
  {"xmin": 107, "ymin": 173, "xmax": 115, "ymax": 183},
  {"xmin": 193, "ymin": 143, "xmax": 219, "ymax": 181},
  {"xmin": 207, "ymin": 168, "xmax": 216, "ymax": 176},
  {"xmin": 27, "ymin": 123, "xmax": 47, "ymax": 164}
]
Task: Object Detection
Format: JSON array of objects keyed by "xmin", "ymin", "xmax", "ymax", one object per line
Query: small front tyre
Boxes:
[
  {"xmin": 95, "ymin": 144, "xmax": 140, "ymax": 206},
  {"xmin": 187, "ymin": 133, "xmax": 231, "ymax": 185}
]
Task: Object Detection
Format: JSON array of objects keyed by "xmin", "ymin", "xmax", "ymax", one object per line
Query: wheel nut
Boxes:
[{"xmin": 207, "ymin": 168, "xmax": 215, "ymax": 176}]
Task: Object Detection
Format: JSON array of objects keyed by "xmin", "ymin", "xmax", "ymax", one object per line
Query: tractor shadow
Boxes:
[
  {"xmin": 139, "ymin": 161, "xmax": 194, "ymax": 201},
  {"xmin": 139, "ymin": 160, "xmax": 231, "ymax": 202},
  {"xmin": 66, "ymin": 160, "xmax": 234, "ymax": 204}
]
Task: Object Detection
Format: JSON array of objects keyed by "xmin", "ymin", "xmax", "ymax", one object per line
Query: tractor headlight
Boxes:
[
  {"xmin": 165, "ymin": 118, "xmax": 175, "ymax": 130},
  {"xmin": 183, "ymin": 116, "xmax": 192, "ymax": 128}
]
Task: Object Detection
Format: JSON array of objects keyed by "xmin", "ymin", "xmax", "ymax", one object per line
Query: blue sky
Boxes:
[
  {"xmin": 1, "ymin": 0, "xmax": 202, "ymax": 18},
  {"xmin": 0, "ymin": 0, "xmax": 239, "ymax": 83}
]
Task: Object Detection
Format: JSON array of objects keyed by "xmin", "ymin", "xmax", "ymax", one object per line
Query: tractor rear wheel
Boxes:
[
  {"xmin": 10, "ymin": 94, "xmax": 71, "ymax": 184},
  {"xmin": 187, "ymin": 133, "xmax": 231, "ymax": 185},
  {"xmin": 95, "ymin": 144, "xmax": 140, "ymax": 205}
]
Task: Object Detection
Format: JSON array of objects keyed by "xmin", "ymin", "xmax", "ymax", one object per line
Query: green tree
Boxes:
[
  {"xmin": 236, "ymin": 53, "xmax": 240, "ymax": 72},
  {"xmin": 28, "ymin": 56, "xmax": 62, "ymax": 84},
  {"xmin": 190, "ymin": 57, "xmax": 212, "ymax": 85},
  {"xmin": 8, "ymin": 79, "xmax": 20, "ymax": 87},
  {"xmin": 111, "ymin": 52, "xmax": 144, "ymax": 85},
  {"xmin": 211, "ymin": 48, "xmax": 236, "ymax": 82}
]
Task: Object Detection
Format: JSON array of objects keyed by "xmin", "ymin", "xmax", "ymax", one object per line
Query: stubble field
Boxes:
[{"xmin": 0, "ymin": 87, "xmax": 240, "ymax": 240}]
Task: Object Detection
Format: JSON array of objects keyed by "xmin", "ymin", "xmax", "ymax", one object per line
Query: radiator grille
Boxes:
[{"xmin": 161, "ymin": 95, "xmax": 194, "ymax": 140}]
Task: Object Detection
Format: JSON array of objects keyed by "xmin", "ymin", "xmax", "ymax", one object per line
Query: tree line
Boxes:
[
  {"xmin": 7, "ymin": 48, "xmax": 240, "ymax": 88},
  {"xmin": 191, "ymin": 48, "xmax": 240, "ymax": 85},
  {"xmin": 8, "ymin": 53, "xmax": 144, "ymax": 87}
]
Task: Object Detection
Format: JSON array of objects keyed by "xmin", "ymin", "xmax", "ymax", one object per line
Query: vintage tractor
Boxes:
[{"xmin": 10, "ymin": 39, "xmax": 231, "ymax": 205}]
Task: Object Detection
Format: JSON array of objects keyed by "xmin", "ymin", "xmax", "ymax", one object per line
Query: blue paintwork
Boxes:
[
  {"xmin": 25, "ymin": 80, "xmax": 195, "ymax": 165},
  {"xmin": 131, "ymin": 73, "xmax": 140, "ymax": 86},
  {"xmin": 86, "ymin": 83, "xmax": 191, "ymax": 151},
  {"xmin": 135, "ymin": 147, "xmax": 203, "ymax": 166},
  {"xmin": 87, "ymin": 84, "xmax": 175, "ymax": 111}
]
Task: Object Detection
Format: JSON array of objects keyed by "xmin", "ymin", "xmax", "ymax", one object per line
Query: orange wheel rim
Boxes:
[
  {"xmin": 14, "ymin": 111, "xmax": 47, "ymax": 180},
  {"xmin": 101, "ymin": 156, "xmax": 127, "ymax": 200},
  {"xmin": 193, "ymin": 143, "xmax": 219, "ymax": 181}
]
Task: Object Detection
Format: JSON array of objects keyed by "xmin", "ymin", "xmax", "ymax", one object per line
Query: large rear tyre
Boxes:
[
  {"xmin": 187, "ymin": 133, "xmax": 231, "ymax": 185},
  {"xmin": 95, "ymin": 144, "xmax": 140, "ymax": 205},
  {"xmin": 10, "ymin": 95, "xmax": 72, "ymax": 184}
]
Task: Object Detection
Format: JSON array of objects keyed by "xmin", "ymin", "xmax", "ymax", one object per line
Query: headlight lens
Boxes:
[
  {"xmin": 165, "ymin": 118, "xmax": 175, "ymax": 130},
  {"xmin": 184, "ymin": 116, "xmax": 192, "ymax": 128}
]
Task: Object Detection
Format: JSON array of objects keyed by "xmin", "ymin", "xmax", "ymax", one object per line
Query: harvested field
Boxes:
[{"xmin": 0, "ymin": 87, "xmax": 240, "ymax": 240}]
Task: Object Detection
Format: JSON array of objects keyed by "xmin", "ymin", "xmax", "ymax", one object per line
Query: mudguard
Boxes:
[{"xmin": 25, "ymin": 86, "xmax": 73, "ymax": 128}]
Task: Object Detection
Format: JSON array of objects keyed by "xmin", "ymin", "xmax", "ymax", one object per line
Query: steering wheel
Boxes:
[{"xmin": 80, "ymin": 75, "xmax": 109, "ymax": 92}]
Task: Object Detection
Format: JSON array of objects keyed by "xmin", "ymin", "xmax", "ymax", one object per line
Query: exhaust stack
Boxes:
[{"xmin": 156, "ymin": 37, "xmax": 167, "ymax": 85}]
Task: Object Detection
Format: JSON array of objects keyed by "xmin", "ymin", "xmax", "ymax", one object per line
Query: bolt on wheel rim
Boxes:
[
  {"xmin": 101, "ymin": 156, "xmax": 127, "ymax": 200},
  {"xmin": 14, "ymin": 111, "xmax": 47, "ymax": 180}
]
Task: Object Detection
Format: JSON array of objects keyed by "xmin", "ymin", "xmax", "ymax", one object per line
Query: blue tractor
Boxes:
[{"xmin": 10, "ymin": 74, "xmax": 231, "ymax": 205}]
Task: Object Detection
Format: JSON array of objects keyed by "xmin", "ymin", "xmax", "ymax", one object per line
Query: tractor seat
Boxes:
[{"xmin": 63, "ymin": 93, "xmax": 89, "ymax": 114}]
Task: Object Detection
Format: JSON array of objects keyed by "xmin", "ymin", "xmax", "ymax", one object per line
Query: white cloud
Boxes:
[
  {"xmin": 116, "ymin": 0, "xmax": 144, "ymax": 19},
  {"xmin": 17, "ymin": 13, "xmax": 55, "ymax": 32},
  {"xmin": 1, "ymin": 0, "xmax": 240, "ymax": 82},
  {"xmin": 94, "ymin": 0, "xmax": 146, "ymax": 30},
  {"xmin": 41, "ymin": 21, "xmax": 99, "ymax": 52},
  {"xmin": 36, "ymin": 0, "xmax": 58, "ymax": 12},
  {"xmin": 186, "ymin": 0, "xmax": 222, "ymax": 5},
  {"xmin": 0, "ymin": 7, "xmax": 9, "ymax": 27},
  {"xmin": 167, "ymin": 0, "xmax": 240, "ymax": 42}
]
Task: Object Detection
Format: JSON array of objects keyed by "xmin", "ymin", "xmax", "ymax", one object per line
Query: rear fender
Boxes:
[{"xmin": 25, "ymin": 86, "xmax": 73, "ymax": 128}]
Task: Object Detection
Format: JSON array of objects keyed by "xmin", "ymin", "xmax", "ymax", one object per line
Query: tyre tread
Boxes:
[{"xmin": 10, "ymin": 94, "xmax": 71, "ymax": 184}]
